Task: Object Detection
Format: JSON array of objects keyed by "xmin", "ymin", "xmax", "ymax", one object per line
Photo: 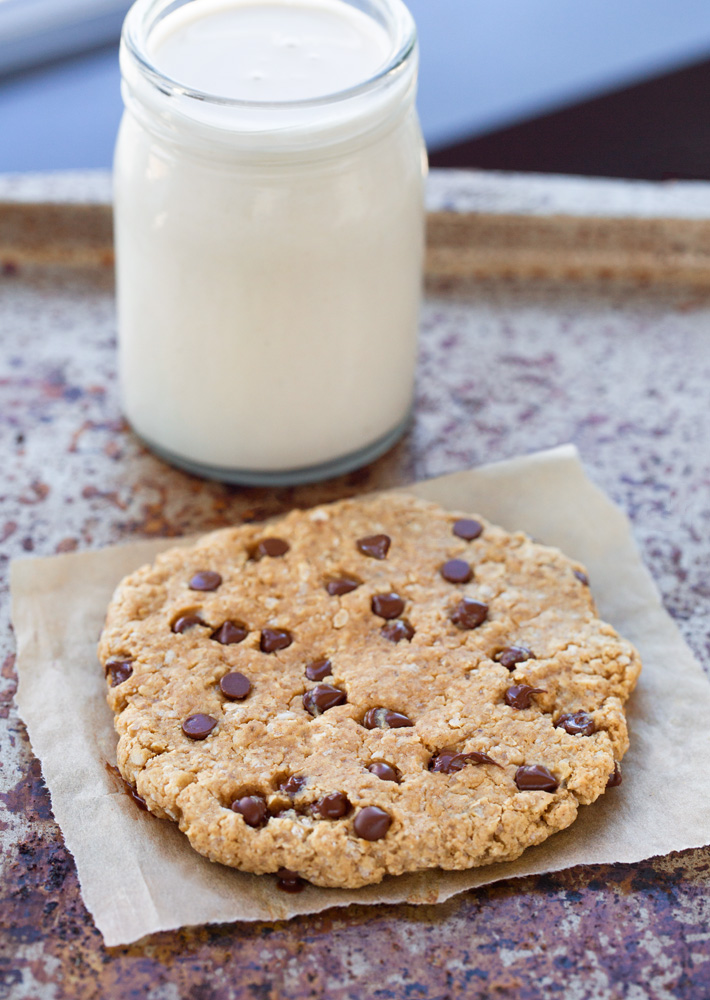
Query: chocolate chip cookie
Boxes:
[{"xmin": 98, "ymin": 493, "xmax": 641, "ymax": 888}]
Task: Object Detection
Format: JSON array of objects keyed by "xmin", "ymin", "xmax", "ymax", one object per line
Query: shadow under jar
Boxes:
[{"xmin": 114, "ymin": 0, "xmax": 426, "ymax": 485}]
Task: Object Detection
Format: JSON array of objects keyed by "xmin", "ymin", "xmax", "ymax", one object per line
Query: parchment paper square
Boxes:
[{"xmin": 12, "ymin": 445, "xmax": 710, "ymax": 946}]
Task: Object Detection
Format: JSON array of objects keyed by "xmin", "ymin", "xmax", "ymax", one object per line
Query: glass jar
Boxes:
[{"xmin": 114, "ymin": 0, "xmax": 426, "ymax": 485}]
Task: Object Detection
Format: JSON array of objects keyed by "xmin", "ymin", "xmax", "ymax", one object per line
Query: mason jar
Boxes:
[{"xmin": 114, "ymin": 0, "xmax": 426, "ymax": 485}]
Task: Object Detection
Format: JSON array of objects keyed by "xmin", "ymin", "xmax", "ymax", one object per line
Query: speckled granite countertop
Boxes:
[{"xmin": 1, "ymin": 170, "xmax": 709, "ymax": 1000}]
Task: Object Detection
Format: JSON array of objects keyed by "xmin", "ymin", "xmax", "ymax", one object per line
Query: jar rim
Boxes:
[{"xmin": 122, "ymin": 0, "xmax": 417, "ymax": 110}]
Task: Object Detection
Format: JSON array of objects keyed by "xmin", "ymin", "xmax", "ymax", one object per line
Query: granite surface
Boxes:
[
  {"xmin": 1, "ymin": 171, "xmax": 710, "ymax": 999},
  {"xmin": 6, "ymin": 166, "xmax": 710, "ymax": 217}
]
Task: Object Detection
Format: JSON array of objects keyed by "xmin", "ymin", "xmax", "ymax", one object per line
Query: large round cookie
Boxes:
[{"xmin": 98, "ymin": 493, "xmax": 640, "ymax": 888}]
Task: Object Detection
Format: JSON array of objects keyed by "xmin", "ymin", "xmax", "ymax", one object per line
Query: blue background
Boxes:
[{"xmin": 2, "ymin": 0, "xmax": 710, "ymax": 172}]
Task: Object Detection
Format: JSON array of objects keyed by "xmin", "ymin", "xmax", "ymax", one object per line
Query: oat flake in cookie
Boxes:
[{"xmin": 98, "ymin": 493, "xmax": 641, "ymax": 888}]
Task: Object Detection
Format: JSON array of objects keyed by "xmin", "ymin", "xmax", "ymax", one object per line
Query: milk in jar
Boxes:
[{"xmin": 114, "ymin": 0, "xmax": 426, "ymax": 484}]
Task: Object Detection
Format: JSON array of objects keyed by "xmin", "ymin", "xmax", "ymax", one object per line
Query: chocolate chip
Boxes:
[
  {"xmin": 367, "ymin": 762, "xmax": 400, "ymax": 783},
  {"xmin": 381, "ymin": 619, "xmax": 415, "ymax": 643},
  {"xmin": 453, "ymin": 518, "xmax": 483, "ymax": 541},
  {"xmin": 260, "ymin": 628, "xmax": 293, "ymax": 653},
  {"xmin": 515, "ymin": 765, "xmax": 559, "ymax": 792},
  {"xmin": 428, "ymin": 747, "xmax": 500, "ymax": 773},
  {"xmin": 219, "ymin": 672, "xmax": 252, "ymax": 700},
  {"xmin": 303, "ymin": 683, "xmax": 347, "ymax": 716},
  {"xmin": 371, "ymin": 592, "xmax": 405, "ymax": 619},
  {"xmin": 574, "ymin": 569, "xmax": 590, "ymax": 586},
  {"xmin": 280, "ymin": 775, "xmax": 306, "ymax": 795},
  {"xmin": 305, "ymin": 657, "xmax": 333, "ymax": 681},
  {"xmin": 353, "ymin": 806, "xmax": 392, "ymax": 840},
  {"xmin": 450, "ymin": 598, "xmax": 488, "ymax": 630},
  {"xmin": 356, "ymin": 534, "xmax": 391, "ymax": 559},
  {"xmin": 105, "ymin": 660, "xmax": 133, "ymax": 687},
  {"xmin": 326, "ymin": 577, "xmax": 360, "ymax": 596},
  {"xmin": 125, "ymin": 783, "xmax": 148, "ymax": 811},
  {"xmin": 494, "ymin": 646, "xmax": 535, "ymax": 670},
  {"xmin": 555, "ymin": 711, "xmax": 596, "ymax": 737},
  {"xmin": 254, "ymin": 537, "xmax": 289, "ymax": 559},
  {"xmin": 441, "ymin": 559, "xmax": 473, "ymax": 584},
  {"xmin": 188, "ymin": 570, "xmax": 222, "ymax": 591},
  {"xmin": 109, "ymin": 765, "xmax": 149, "ymax": 811},
  {"xmin": 276, "ymin": 868, "xmax": 305, "ymax": 893},
  {"xmin": 211, "ymin": 621, "xmax": 248, "ymax": 645},
  {"xmin": 314, "ymin": 792, "xmax": 350, "ymax": 819},
  {"xmin": 172, "ymin": 614, "xmax": 204, "ymax": 634},
  {"xmin": 182, "ymin": 714, "xmax": 218, "ymax": 740},
  {"xmin": 607, "ymin": 762, "xmax": 622, "ymax": 787},
  {"xmin": 504, "ymin": 684, "xmax": 545, "ymax": 710},
  {"xmin": 363, "ymin": 708, "xmax": 413, "ymax": 730},
  {"xmin": 231, "ymin": 795, "xmax": 268, "ymax": 827}
]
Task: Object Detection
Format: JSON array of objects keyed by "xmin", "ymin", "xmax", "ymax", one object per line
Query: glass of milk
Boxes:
[{"xmin": 114, "ymin": 0, "xmax": 426, "ymax": 485}]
